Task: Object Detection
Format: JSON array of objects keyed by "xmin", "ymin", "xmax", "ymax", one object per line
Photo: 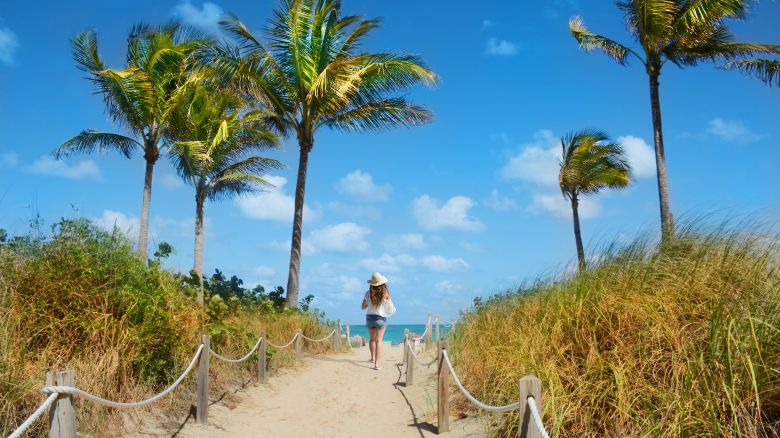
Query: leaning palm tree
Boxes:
[
  {"xmin": 55, "ymin": 23, "xmax": 207, "ymax": 257},
  {"xmin": 570, "ymin": 1, "xmax": 779, "ymax": 240},
  {"xmin": 559, "ymin": 131, "xmax": 631, "ymax": 271},
  {"xmin": 169, "ymin": 84, "xmax": 281, "ymax": 303},
  {"xmin": 722, "ymin": 59, "xmax": 780, "ymax": 86},
  {"xmin": 201, "ymin": 0, "xmax": 438, "ymax": 307}
]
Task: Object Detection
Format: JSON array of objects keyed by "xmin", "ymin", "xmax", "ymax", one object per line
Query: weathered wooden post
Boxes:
[
  {"xmin": 519, "ymin": 375, "xmax": 543, "ymax": 438},
  {"xmin": 405, "ymin": 334, "xmax": 415, "ymax": 386},
  {"xmin": 426, "ymin": 312, "xmax": 433, "ymax": 350},
  {"xmin": 295, "ymin": 329, "xmax": 303, "ymax": 361},
  {"xmin": 47, "ymin": 369, "xmax": 76, "ymax": 438},
  {"xmin": 334, "ymin": 319, "xmax": 341, "ymax": 352},
  {"xmin": 196, "ymin": 334, "xmax": 209, "ymax": 424},
  {"xmin": 346, "ymin": 323, "xmax": 351, "ymax": 348},
  {"xmin": 258, "ymin": 332, "xmax": 267, "ymax": 384},
  {"xmin": 435, "ymin": 314, "xmax": 441, "ymax": 362},
  {"xmin": 402, "ymin": 328, "xmax": 410, "ymax": 365},
  {"xmin": 437, "ymin": 340, "xmax": 449, "ymax": 434}
]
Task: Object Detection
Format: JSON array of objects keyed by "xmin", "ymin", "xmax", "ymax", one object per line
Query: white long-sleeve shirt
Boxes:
[{"xmin": 362, "ymin": 291, "xmax": 396, "ymax": 317}]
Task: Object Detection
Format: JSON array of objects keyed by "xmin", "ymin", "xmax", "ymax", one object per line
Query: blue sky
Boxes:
[{"xmin": 0, "ymin": 1, "xmax": 778, "ymax": 324}]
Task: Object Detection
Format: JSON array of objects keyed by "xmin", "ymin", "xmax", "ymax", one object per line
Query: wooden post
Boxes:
[
  {"xmin": 196, "ymin": 334, "xmax": 209, "ymax": 424},
  {"xmin": 334, "ymin": 319, "xmax": 340, "ymax": 352},
  {"xmin": 405, "ymin": 334, "xmax": 415, "ymax": 386},
  {"xmin": 295, "ymin": 329, "xmax": 303, "ymax": 361},
  {"xmin": 437, "ymin": 340, "xmax": 449, "ymax": 434},
  {"xmin": 258, "ymin": 332, "xmax": 267, "ymax": 384},
  {"xmin": 47, "ymin": 369, "xmax": 76, "ymax": 438},
  {"xmin": 426, "ymin": 312, "xmax": 433, "ymax": 350},
  {"xmin": 402, "ymin": 328, "xmax": 410, "ymax": 365},
  {"xmin": 346, "ymin": 324, "xmax": 351, "ymax": 348},
  {"xmin": 436, "ymin": 314, "xmax": 441, "ymax": 362},
  {"xmin": 519, "ymin": 375, "xmax": 543, "ymax": 438}
]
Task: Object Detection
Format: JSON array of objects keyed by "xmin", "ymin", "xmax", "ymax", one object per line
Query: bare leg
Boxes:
[
  {"xmin": 368, "ymin": 327, "xmax": 377, "ymax": 361},
  {"xmin": 374, "ymin": 325, "xmax": 388, "ymax": 369}
]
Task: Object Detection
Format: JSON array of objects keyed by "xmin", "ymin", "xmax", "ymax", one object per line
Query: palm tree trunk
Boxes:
[
  {"xmin": 285, "ymin": 142, "xmax": 311, "ymax": 308},
  {"xmin": 137, "ymin": 155, "xmax": 155, "ymax": 258},
  {"xmin": 194, "ymin": 191, "xmax": 206, "ymax": 306},
  {"xmin": 647, "ymin": 70, "xmax": 675, "ymax": 240},
  {"xmin": 571, "ymin": 195, "xmax": 586, "ymax": 271}
]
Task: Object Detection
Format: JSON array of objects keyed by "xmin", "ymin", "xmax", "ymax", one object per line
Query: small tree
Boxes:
[{"xmin": 559, "ymin": 131, "xmax": 631, "ymax": 270}]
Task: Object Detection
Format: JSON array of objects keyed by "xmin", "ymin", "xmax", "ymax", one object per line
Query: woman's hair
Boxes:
[{"xmin": 369, "ymin": 283, "xmax": 388, "ymax": 306}]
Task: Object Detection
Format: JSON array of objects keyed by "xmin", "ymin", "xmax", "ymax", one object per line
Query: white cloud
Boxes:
[
  {"xmin": 459, "ymin": 240, "xmax": 486, "ymax": 253},
  {"xmin": 0, "ymin": 26, "xmax": 19, "ymax": 65},
  {"xmin": 159, "ymin": 174, "xmax": 185, "ymax": 190},
  {"xmin": 173, "ymin": 1, "xmax": 223, "ymax": 35},
  {"xmin": 484, "ymin": 189, "xmax": 518, "ymax": 211},
  {"xmin": 308, "ymin": 222, "xmax": 371, "ymax": 253},
  {"xmin": 327, "ymin": 201, "xmax": 381, "ymax": 221},
  {"xmin": 412, "ymin": 195, "xmax": 484, "ymax": 232},
  {"xmin": 236, "ymin": 174, "xmax": 318, "ymax": 222},
  {"xmin": 435, "ymin": 280, "xmax": 465, "ymax": 295},
  {"xmin": 93, "ymin": 210, "xmax": 141, "ymax": 240},
  {"xmin": 0, "ymin": 152, "xmax": 18, "ymax": 168},
  {"xmin": 501, "ymin": 129, "xmax": 561, "ymax": 186},
  {"xmin": 26, "ymin": 156, "xmax": 101, "ymax": 180},
  {"xmin": 316, "ymin": 275, "xmax": 365, "ymax": 302},
  {"xmin": 486, "ymin": 38, "xmax": 517, "ymax": 56},
  {"xmin": 420, "ymin": 255, "xmax": 470, "ymax": 272},
  {"xmin": 617, "ymin": 135, "xmax": 656, "ymax": 178},
  {"xmin": 361, "ymin": 253, "xmax": 416, "ymax": 273},
  {"xmin": 530, "ymin": 193, "xmax": 601, "ymax": 219},
  {"xmin": 707, "ymin": 118, "xmax": 760, "ymax": 143},
  {"xmin": 482, "ymin": 19, "xmax": 494, "ymax": 28},
  {"xmin": 383, "ymin": 233, "xmax": 427, "ymax": 252},
  {"xmin": 335, "ymin": 170, "xmax": 391, "ymax": 202}
]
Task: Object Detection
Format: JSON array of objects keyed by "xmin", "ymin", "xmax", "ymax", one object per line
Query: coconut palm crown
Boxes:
[
  {"xmin": 200, "ymin": 0, "xmax": 438, "ymax": 307},
  {"xmin": 55, "ymin": 23, "xmax": 208, "ymax": 257},
  {"xmin": 559, "ymin": 130, "xmax": 631, "ymax": 270},
  {"xmin": 569, "ymin": 0, "xmax": 779, "ymax": 240}
]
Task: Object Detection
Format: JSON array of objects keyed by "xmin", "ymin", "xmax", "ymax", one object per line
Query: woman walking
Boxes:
[{"xmin": 361, "ymin": 272, "xmax": 396, "ymax": 370}]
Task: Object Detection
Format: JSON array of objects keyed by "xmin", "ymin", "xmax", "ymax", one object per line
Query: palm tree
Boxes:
[
  {"xmin": 55, "ymin": 23, "xmax": 207, "ymax": 257},
  {"xmin": 559, "ymin": 131, "xmax": 630, "ymax": 271},
  {"xmin": 722, "ymin": 59, "xmax": 780, "ymax": 86},
  {"xmin": 569, "ymin": 1, "xmax": 779, "ymax": 240},
  {"xmin": 169, "ymin": 84, "xmax": 282, "ymax": 304},
  {"xmin": 201, "ymin": 0, "xmax": 438, "ymax": 307}
]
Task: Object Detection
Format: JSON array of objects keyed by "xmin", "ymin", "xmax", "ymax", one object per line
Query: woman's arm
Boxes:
[{"xmin": 360, "ymin": 292, "xmax": 368, "ymax": 310}]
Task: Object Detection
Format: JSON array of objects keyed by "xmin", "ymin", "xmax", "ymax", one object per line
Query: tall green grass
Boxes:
[
  {"xmin": 0, "ymin": 219, "xmax": 335, "ymax": 436},
  {"xmin": 450, "ymin": 221, "xmax": 780, "ymax": 437}
]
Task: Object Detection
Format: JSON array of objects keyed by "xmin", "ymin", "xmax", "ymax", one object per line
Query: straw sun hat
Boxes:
[{"xmin": 367, "ymin": 272, "xmax": 388, "ymax": 287}]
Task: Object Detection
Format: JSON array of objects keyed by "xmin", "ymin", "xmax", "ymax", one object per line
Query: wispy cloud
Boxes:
[
  {"xmin": 0, "ymin": 152, "xmax": 18, "ymax": 168},
  {"xmin": 412, "ymin": 195, "xmax": 484, "ymax": 232},
  {"xmin": 707, "ymin": 118, "xmax": 760, "ymax": 144},
  {"xmin": 335, "ymin": 170, "xmax": 391, "ymax": 202},
  {"xmin": 236, "ymin": 174, "xmax": 318, "ymax": 222},
  {"xmin": 420, "ymin": 255, "xmax": 470, "ymax": 272},
  {"xmin": 0, "ymin": 25, "xmax": 19, "ymax": 65},
  {"xmin": 26, "ymin": 156, "xmax": 101, "ymax": 180},
  {"xmin": 486, "ymin": 38, "xmax": 517, "ymax": 56},
  {"xmin": 482, "ymin": 19, "xmax": 494, "ymax": 28},
  {"xmin": 382, "ymin": 233, "xmax": 427, "ymax": 252},
  {"xmin": 173, "ymin": 1, "xmax": 223, "ymax": 35},
  {"xmin": 484, "ymin": 189, "xmax": 518, "ymax": 211}
]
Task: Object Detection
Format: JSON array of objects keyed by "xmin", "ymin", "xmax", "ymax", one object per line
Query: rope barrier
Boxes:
[
  {"xmin": 40, "ymin": 344, "xmax": 204, "ymax": 408},
  {"xmin": 405, "ymin": 340, "xmax": 437, "ymax": 367},
  {"xmin": 527, "ymin": 396, "xmax": 550, "ymax": 438},
  {"xmin": 7, "ymin": 393, "xmax": 58, "ymax": 438},
  {"xmin": 210, "ymin": 337, "xmax": 264, "ymax": 363},
  {"xmin": 267, "ymin": 332, "xmax": 299, "ymax": 349},
  {"xmin": 300, "ymin": 329, "xmax": 336, "ymax": 342},
  {"xmin": 441, "ymin": 350, "xmax": 522, "ymax": 413}
]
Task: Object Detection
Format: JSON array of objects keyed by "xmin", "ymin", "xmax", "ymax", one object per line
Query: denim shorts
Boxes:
[{"xmin": 366, "ymin": 314, "xmax": 387, "ymax": 329}]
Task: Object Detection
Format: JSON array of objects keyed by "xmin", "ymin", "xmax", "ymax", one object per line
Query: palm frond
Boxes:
[
  {"xmin": 676, "ymin": 0, "xmax": 748, "ymax": 29},
  {"xmin": 55, "ymin": 130, "xmax": 142, "ymax": 159},
  {"xmin": 569, "ymin": 16, "xmax": 642, "ymax": 65},
  {"xmin": 321, "ymin": 98, "xmax": 432, "ymax": 132},
  {"xmin": 721, "ymin": 59, "xmax": 780, "ymax": 87}
]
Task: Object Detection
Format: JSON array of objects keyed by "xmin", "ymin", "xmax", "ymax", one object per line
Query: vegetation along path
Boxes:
[{"xmin": 166, "ymin": 345, "xmax": 480, "ymax": 438}]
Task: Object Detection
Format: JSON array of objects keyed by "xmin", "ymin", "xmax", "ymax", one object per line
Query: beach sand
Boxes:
[{"xmin": 168, "ymin": 343, "xmax": 482, "ymax": 437}]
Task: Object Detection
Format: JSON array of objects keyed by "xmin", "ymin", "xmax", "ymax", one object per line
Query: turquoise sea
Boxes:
[{"xmin": 346, "ymin": 323, "xmax": 451, "ymax": 343}]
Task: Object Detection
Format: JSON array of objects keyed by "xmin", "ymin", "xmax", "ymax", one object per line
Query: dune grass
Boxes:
[
  {"xmin": 449, "ymin": 221, "xmax": 780, "ymax": 437},
  {"xmin": 0, "ymin": 219, "xmax": 335, "ymax": 436}
]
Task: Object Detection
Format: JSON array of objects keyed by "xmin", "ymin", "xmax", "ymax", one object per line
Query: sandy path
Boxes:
[{"xmin": 173, "ymin": 343, "xmax": 482, "ymax": 438}]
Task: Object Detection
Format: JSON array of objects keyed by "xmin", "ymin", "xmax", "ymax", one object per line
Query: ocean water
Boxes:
[{"xmin": 347, "ymin": 323, "xmax": 451, "ymax": 343}]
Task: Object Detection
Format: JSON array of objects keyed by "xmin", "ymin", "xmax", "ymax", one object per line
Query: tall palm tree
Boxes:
[
  {"xmin": 722, "ymin": 59, "xmax": 780, "ymax": 86},
  {"xmin": 569, "ymin": 1, "xmax": 779, "ymax": 240},
  {"xmin": 169, "ymin": 84, "xmax": 282, "ymax": 304},
  {"xmin": 201, "ymin": 0, "xmax": 438, "ymax": 307},
  {"xmin": 55, "ymin": 23, "xmax": 207, "ymax": 257},
  {"xmin": 559, "ymin": 131, "xmax": 631, "ymax": 271}
]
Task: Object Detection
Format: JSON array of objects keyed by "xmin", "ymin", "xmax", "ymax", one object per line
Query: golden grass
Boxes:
[{"xmin": 449, "ymin": 223, "xmax": 780, "ymax": 437}]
